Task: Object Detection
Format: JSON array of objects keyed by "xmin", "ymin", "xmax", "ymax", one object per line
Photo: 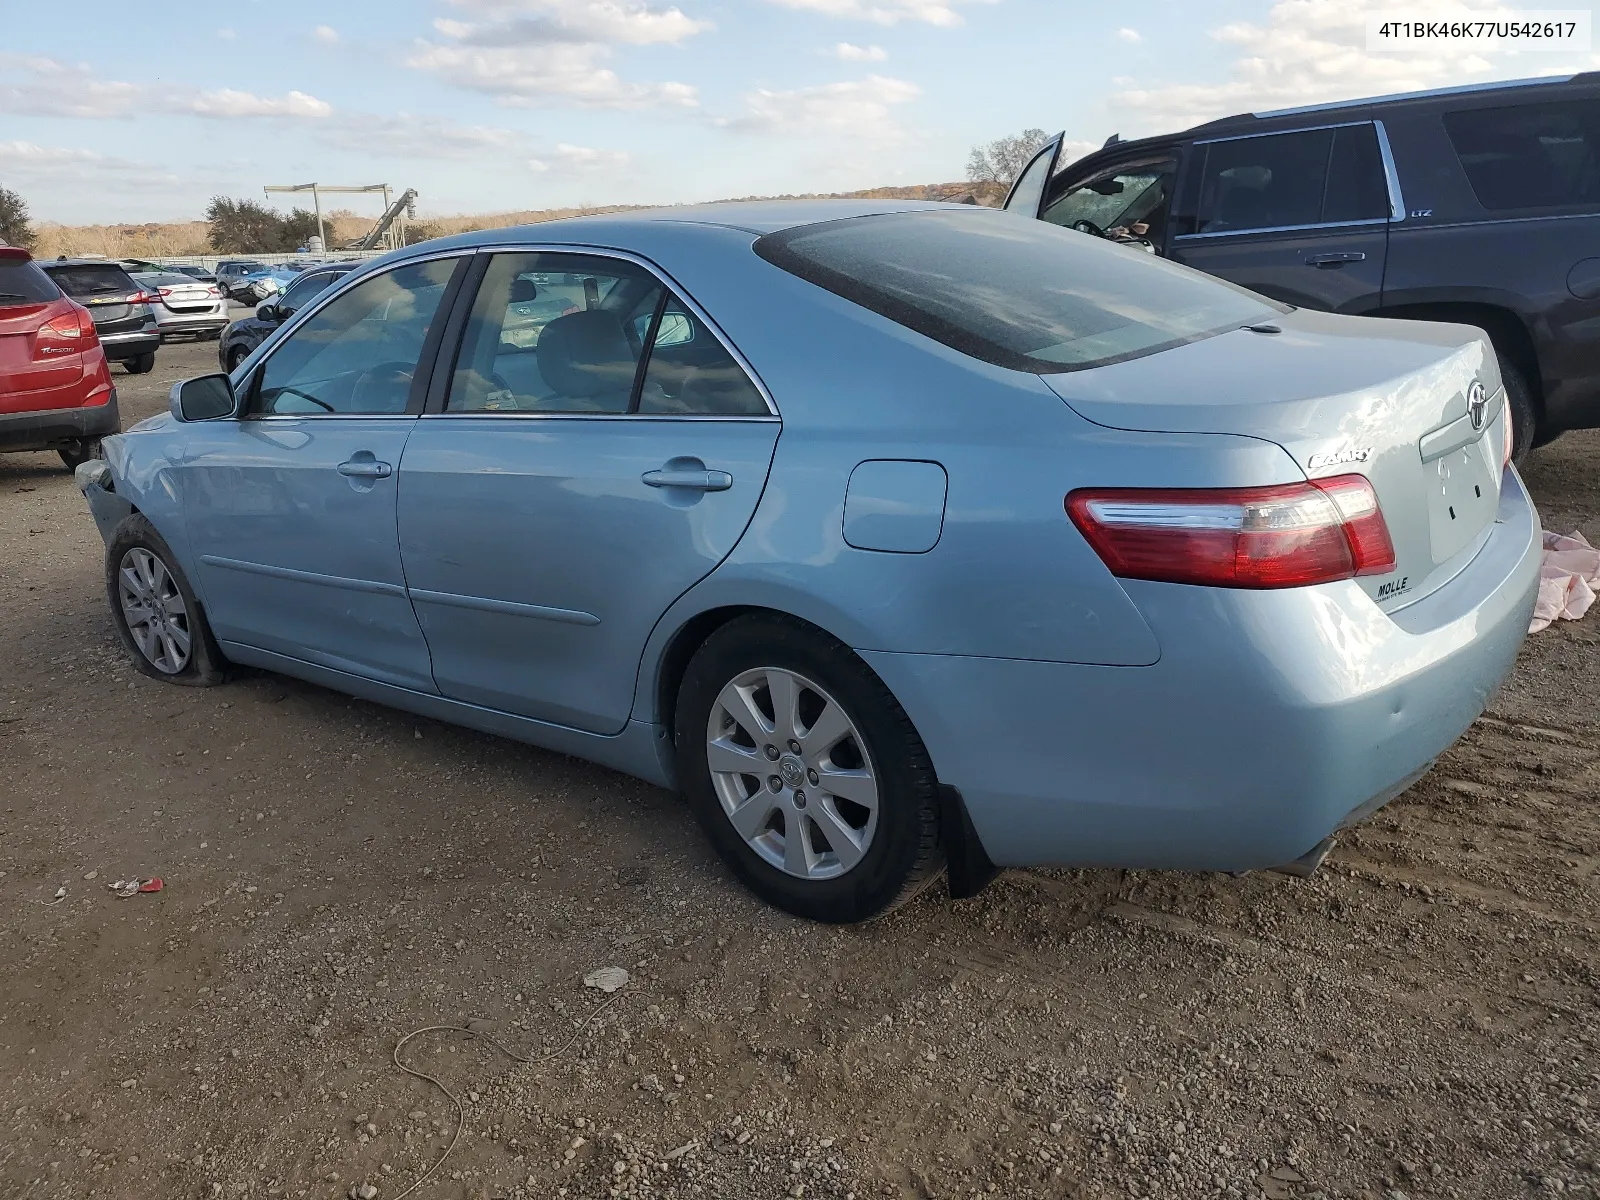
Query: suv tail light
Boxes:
[
  {"xmin": 34, "ymin": 303, "xmax": 100, "ymax": 359},
  {"xmin": 128, "ymin": 290, "xmax": 157, "ymax": 304},
  {"xmin": 1066, "ymin": 474, "xmax": 1396, "ymax": 589}
]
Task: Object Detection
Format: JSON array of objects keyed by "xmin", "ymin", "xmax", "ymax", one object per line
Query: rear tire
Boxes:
[
  {"xmin": 674, "ymin": 614, "xmax": 943, "ymax": 923},
  {"xmin": 226, "ymin": 345, "xmax": 250, "ymax": 372},
  {"xmin": 125, "ymin": 352, "xmax": 156, "ymax": 375},
  {"xmin": 1499, "ymin": 355, "xmax": 1537, "ymax": 464},
  {"xmin": 58, "ymin": 439, "xmax": 100, "ymax": 471},
  {"xmin": 106, "ymin": 514, "xmax": 228, "ymax": 687}
]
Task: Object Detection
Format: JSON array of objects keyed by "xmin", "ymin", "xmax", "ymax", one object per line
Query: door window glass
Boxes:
[
  {"xmin": 1043, "ymin": 164, "xmax": 1175, "ymax": 240},
  {"xmin": 446, "ymin": 253, "xmax": 663, "ymax": 414},
  {"xmin": 1444, "ymin": 100, "xmax": 1600, "ymax": 211},
  {"xmin": 1321, "ymin": 124, "xmax": 1391, "ymax": 223},
  {"xmin": 252, "ymin": 257, "xmax": 458, "ymax": 416},
  {"xmin": 1193, "ymin": 128, "xmax": 1334, "ymax": 234},
  {"xmin": 277, "ymin": 271, "xmax": 341, "ymax": 318},
  {"xmin": 1003, "ymin": 137, "xmax": 1060, "ymax": 217},
  {"xmin": 637, "ymin": 296, "xmax": 767, "ymax": 415}
]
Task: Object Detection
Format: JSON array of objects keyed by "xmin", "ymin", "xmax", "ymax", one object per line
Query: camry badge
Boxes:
[
  {"xmin": 1467, "ymin": 380, "xmax": 1488, "ymax": 431},
  {"xmin": 1307, "ymin": 446, "xmax": 1373, "ymax": 470}
]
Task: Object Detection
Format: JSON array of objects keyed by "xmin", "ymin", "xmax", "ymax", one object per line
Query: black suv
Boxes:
[
  {"xmin": 1009, "ymin": 72, "xmax": 1600, "ymax": 455},
  {"xmin": 38, "ymin": 259, "xmax": 161, "ymax": 373},
  {"xmin": 217, "ymin": 262, "xmax": 357, "ymax": 371}
]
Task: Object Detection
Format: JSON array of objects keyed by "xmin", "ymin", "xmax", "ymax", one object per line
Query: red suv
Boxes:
[{"xmin": 0, "ymin": 246, "xmax": 119, "ymax": 470}]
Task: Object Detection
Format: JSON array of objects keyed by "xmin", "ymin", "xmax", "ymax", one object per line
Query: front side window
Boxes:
[
  {"xmin": 1043, "ymin": 162, "xmax": 1176, "ymax": 240},
  {"xmin": 1445, "ymin": 100, "xmax": 1599, "ymax": 211},
  {"xmin": 755, "ymin": 208, "xmax": 1283, "ymax": 374},
  {"xmin": 445, "ymin": 252, "xmax": 766, "ymax": 416},
  {"xmin": 252, "ymin": 257, "xmax": 458, "ymax": 416}
]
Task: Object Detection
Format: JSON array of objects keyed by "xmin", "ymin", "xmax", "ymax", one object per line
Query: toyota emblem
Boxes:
[{"xmin": 1467, "ymin": 380, "xmax": 1487, "ymax": 432}]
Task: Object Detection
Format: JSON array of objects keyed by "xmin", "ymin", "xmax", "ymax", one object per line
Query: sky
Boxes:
[{"xmin": 2, "ymin": 0, "xmax": 1597, "ymax": 225}]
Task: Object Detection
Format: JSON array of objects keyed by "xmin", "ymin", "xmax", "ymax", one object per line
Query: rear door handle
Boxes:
[
  {"xmin": 642, "ymin": 467, "xmax": 733, "ymax": 492},
  {"xmin": 1305, "ymin": 252, "xmax": 1367, "ymax": 268},
  {"xmin": 337, "ymin": 458, "xmax": 393, "ymax": 479}
]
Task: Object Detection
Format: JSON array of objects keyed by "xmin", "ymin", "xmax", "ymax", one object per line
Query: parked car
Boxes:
[
  {"xmin": 129, "ymin": 271, "xmax": 229, "ymax": 341},
  {"xmin": 0, "ymin": 246, "xmax": 118, "ymax": 469},
  {"xmin": 39, "ymin": 258, "xmax": 160, "ymax": 373},
  {"xmin": 214, "ymin": 259, "xmax": 268, "ymax": 299},
  {"xmin": 78, "ymin": 202, "xmax": 1539, "ymax": 922},
  {"xmin": 218, "ymin": 262, "xmax": 358, "ymax": 370},
  {"xmin": 228, "ymin": 265, "xmax": 308, "ymax": 306},
  {"xmin": 1006, "ymin": 71, "xmax": 1600, "ymax": 457},
  {"xmin": 138, "ymin": 262, "xmax": 219, "ymax": 285}
]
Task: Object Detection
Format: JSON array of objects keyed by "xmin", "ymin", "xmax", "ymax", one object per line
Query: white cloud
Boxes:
[
  {"xmin": 409, "ymin": 0, "xmax": 708, "ymax": 107},
  {"xmin": 1113, "ymin": 0, "xmax": 1599, "ymax": 132},
  {"xmin": 218, "ymin": 28, "xmax": 237, "ymax": 40},
  {"xmin": 526, "ymin": 142, "xmax": 630, "ymax": 171},
  {"xmin": 767, "ymin": 0, "xmax": 994, "ymax": 27},
  {"xmin": 1116, "ymin": 27, "xmax": 1141, "ymax": 43},
  {"xmin": 314, "ymin": 25, "xmax": 340, "ymax": 44},
  {"xmin": 834, "ymin": 41, "xmax": 887, "ymax": 61},
  {"xmin": 0, "ymin": 56, "xmax": 332, "ymax": 122},
  {"xmin": 0, "ymin": 140, "xmax": 181, "ymax": 191},
  {"xmin": 722, "ymin": 74, "xmax": 920, "ymax": 144},
  {"xmin": 319, "ymin": 113, "xmax": 531, "ymax": 158}
]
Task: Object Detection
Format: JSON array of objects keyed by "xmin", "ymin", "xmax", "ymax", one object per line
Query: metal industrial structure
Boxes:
[{"xmin": 261, "ymin": 183, "xmax": 419, "ymax": 253}]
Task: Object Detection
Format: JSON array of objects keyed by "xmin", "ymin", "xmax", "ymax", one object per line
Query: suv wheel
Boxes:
[
  {"xmin": 125, "ymin": 352, "xmax": 156, "ymax": 375},
  {"xmin": 226, "ymin": 345, "xmax": 250, "ymax": 371},
  {"xmin": 58, "ymin": 438, "xmax": 100, "ymax": 471},
  {"xmin": 674, "ymin": 614, "xmax": 943, "ymax": 923},
  {"xmin": 106, "ymin": 514, "xmax": 227, "ymax": 686}
]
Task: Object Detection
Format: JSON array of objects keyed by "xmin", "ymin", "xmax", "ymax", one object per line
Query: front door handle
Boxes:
[
  {"xmin": 1305, "ymin": 252, "xmax": 1367, "ymax": 268},
  {"xmin": 642, "ymin": 466, "xmax": 733, "ymax": 492},
  {"xmin": 338, "ymin": 458, "xmax": 393, "ymax": 479}
]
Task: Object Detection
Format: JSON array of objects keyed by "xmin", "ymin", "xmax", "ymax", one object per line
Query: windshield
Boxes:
[{"xmin": 754, "ymin": 208, "xmax": 1283, "ymax": 373}]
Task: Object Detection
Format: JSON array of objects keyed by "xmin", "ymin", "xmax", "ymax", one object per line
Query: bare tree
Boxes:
[
  {"xmin": 0, "ymin": 186, "xmax": 37, "ymax": 249},
  {"xmin": 966, "ymin": 129, "xmax": 1051, "ymax": 187}
]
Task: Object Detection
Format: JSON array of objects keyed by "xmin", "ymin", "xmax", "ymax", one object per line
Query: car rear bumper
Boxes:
[
  {"xmin": 98, "ymin": 329, "xmax": 162, "ymax": 360},
  {"xmin": 156, "ymin": 312, "xmax": 228, "ymax": 338},
  {"xmin": 0, "ymin": 390, "xmax": 121, "ymax": 453},
  {"xmin": 861, "ymin": 467, "xmax": 1542, "ymax": 872}
]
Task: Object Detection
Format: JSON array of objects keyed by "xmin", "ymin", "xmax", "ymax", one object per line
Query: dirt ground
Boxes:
[{"xmin": 2, "ymin": 336, "xmax": 1597, "ymax": 1200}]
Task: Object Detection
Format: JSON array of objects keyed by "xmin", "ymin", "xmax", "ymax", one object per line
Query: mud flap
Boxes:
[{"xmin": 938, "ymin": 784, "xmax": 1000, "ymax": 900}]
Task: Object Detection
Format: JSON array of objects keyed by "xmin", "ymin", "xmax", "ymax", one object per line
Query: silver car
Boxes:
[{"xmin": 131, "ymin": 272, "xmax": 229, "ymax": 341}]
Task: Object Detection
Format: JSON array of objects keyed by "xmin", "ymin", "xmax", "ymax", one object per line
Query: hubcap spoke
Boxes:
[
  {"xmin": 815, "ymin": 765, "xmax": 877, "ymax": 810},
  {"xmin": 799, "ymin": 700, "xmax": 852, "ymax": 760},
  {"xmin": 720, "ymin": 682, "xmax": 773, "ymax": 744},
  {"xmin": 808, "ymin": 800, "xmax": 867, "ymax": 873},
  {"xmin": 707, "ymin": 738, "xmax": 762, "ymax": 777},
  {"xmin": 765, "ymin": 669, "xmax": 801, "ymax": 742},
  {"xmin": 118, "ymin": 547, "xmax": 191, "ymax": 674},
  {"xmin": 727, "ymin": 793, "xmax": 779, "ymax": 841},
  {"xmin": 783, "ymin": 815, "xmax": 816, "ymax": 876}
]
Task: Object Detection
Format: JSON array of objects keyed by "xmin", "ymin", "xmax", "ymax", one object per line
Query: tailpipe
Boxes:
[{"xmin": 1269, "ymin": 836, "xmax": 1336, "ymax": 879}]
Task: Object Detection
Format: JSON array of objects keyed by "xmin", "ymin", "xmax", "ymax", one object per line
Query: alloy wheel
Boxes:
[
  {"xmin": 705, "ymin": 666, "xmax": 879, "ymax": 880},
  {"xmin": 117, "ymin": 547, "xmax": 192, "ymax": 674}
]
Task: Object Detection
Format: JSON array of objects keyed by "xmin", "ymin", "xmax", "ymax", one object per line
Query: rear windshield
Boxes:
[
  {"xmin": 44, "ymin": 264, "xmax": 138, "ymax": 297},
  {"xmin": 753, "ymin": 209, "xmax": 1284, "ymax": 373},
  {"xmin": 0, "ymin": 259, "xmax": 62, "ymax": 307}
]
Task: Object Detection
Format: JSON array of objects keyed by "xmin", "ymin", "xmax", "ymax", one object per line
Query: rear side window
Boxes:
[
  {"xmin": 45, "ymin": 264, "xmax": 137, "ymax": 297},
  {"xmin": 1184, "ymin": 124, "xmax": 1390, "ymax": 235},
  {"xmin": 1444, "ymin": 100, "xmax": 1600, "ymax": 211},
  {"xmin": 0, "ymin": 258, "xmax": 62, "ymax": 307},
  {"xmin": 754, "ymin": 208, "xmax": 1283, "ymax": 374}
]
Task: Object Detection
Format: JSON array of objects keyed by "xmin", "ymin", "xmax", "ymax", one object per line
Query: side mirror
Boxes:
[
  {"xmin": 255, "ymin": 303, "xmax": 279, "ymax": 322},
  {"xmin": 170, "ymin": 374, "xmax": 236, "ymax": 423}
]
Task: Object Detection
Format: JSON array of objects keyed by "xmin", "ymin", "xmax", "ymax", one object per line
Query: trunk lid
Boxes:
[
  {"xmin": 0, "ymin": 296, "xmax": 86, "ymax": 409},
  {"xmin": 1045, "ymin": 308, "xmax": 1507, "ymax": 612}
]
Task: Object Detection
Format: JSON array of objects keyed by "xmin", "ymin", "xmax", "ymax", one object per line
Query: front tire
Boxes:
[
  {"xmin": 106, "ymin": 515, "xmax": 227, "ymax": 686},
  {"xmin": 1499, "ymin": 356, "xmax": 1538, "ymax": 462},
  {"xmin": 226, "ymin": 344, "xmax": 250, "ymax": 372},
  {"xmin": 675, "ymin": 615, "xmax": 942, "ymax": 923}
]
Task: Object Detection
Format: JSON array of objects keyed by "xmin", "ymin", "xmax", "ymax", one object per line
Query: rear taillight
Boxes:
[
  {"xmin": 129, "ymin": 290, "xmax": 156, "ymax": 303},
  {"xmin": 206, "ymin": 285, "xmax": 222, "ymax": 297},
  {"xmin": 1066, "ymin": 473, "xmax": 1397, "ymax": 590},
  {"xmin": 34, "ymin": 303, "xmax": 99, "ymax": 359},
  {"xmin": 158, "ymin": 286, "xmax": 175, "ymax": 297},
  {"xmin": 1502, "ymin": 403, "xmax": 1514, "ymax": 469}
]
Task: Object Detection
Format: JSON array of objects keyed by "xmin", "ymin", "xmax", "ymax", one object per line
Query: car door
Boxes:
[
  {"xmin": 1037, "ymin": 153, "xmax": 1180, "ymax": 248},
  {"xmin": 181, "ymin": 254, "xmax": 467, "ymax": 690},
  {"xmin": 396, "ymin": 249, "xmax": 780, "ymax": 735},
  {"xmin": 1002, "ymin": 132, "xmax": 1066, "ymax": 218},
  {"xmin": 1167, "ymin": 122, "xmax": 1395, "ymax": 312}
]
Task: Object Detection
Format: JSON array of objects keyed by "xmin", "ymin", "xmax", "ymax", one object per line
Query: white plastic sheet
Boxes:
[{"xmin": 1530, "ymin": 530, "xmax": 1600, "ymax": 633}]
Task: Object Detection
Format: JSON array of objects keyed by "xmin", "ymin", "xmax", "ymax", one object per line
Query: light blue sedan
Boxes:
[{"xmin": 77, "ymin": 200, "xmax": 1541, "ymax": 923}]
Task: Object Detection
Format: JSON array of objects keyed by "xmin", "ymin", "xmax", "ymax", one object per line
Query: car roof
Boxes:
[{"xmin": 43, "ymin": 258, "xmax": 134, "ymax": 269}]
